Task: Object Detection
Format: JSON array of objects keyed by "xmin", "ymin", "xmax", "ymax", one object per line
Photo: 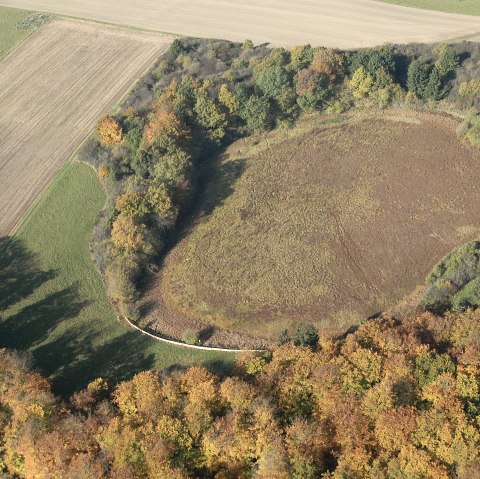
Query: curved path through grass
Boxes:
[{"xmin": 0, "ymin": 162, "xmax": 233, "ymax": 396}]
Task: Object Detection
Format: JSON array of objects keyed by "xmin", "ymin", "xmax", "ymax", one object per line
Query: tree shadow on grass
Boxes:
[
  {"xmin": 196, "ymin": 156, "xmax": 247, "ymax": 218},
  {"xmin": 0, "ymin": 237, "xmax": 56, "ymax": 312},
  {"xmin": 34, "ymin": 327, "xmax": 156, "ymax": 397},
  {"xmin": 170, "ymin": 154, "xmax": 247, "ymax": 247},
  {"xmin": 0, "ymin": 237, "xmax": 83, "ymax": 354},
  {"xmin": 0, "ymin": 285, "xmax": 87, "ymax": 353}
]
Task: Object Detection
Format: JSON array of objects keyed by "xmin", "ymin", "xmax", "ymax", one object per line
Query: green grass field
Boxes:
[
  {"xmin": 377, "ymin": 0, "xmax": 480, "ymax": 15},
  {"xmin": 0, "ymin": 6, "xmax": 37, "ymax": 61},
  {"xmin": 0, "ymin": 162, "xmax": 233, "ymax": 396}
]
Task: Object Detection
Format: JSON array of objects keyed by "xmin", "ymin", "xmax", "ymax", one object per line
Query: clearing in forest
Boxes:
[
  {"xmin": 0, "ymin": 18, "xmax": 170, "ymax": 236},
  {"xmin": 144, "ymin": 111, "xmax": 480, "ymax": 342},
  {"xmin": 1, "ymin": 0, "xmax": 480, "ymax": 48}
]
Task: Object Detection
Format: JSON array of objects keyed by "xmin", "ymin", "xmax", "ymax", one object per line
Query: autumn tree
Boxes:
[
  {"xmin": 97, "ymin": 116, "xmax": 123, "ymax": 146},
  {"xmin": 310, "ymin": 47, "xmax": 345, "ymax": 84}
]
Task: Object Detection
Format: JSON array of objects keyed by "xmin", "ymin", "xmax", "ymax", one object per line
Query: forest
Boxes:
[{"xmin": 0, "ymin": 308, "xmax": 478, "ymax": 478}]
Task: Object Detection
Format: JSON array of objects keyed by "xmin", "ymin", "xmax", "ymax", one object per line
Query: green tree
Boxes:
[
  {"xmin": 348, "ymin": 47, "xmax": 395, "ymax": 79},
  {"xmin": 240, "ymin": 95, "xmax": 273, "ymax": 132},
  {"xmin": 277, "ymin": 329, "xmax": 291, "ymax": 346},
  {"xmin": 170, "ymin": 38, "xmax": 184, "ymax": 57},
  {"xmin": 424, "ymin": 66, "xmax": 447, "ymax": 100},
  {"xmin": 293, "ymin": 324, "xmax": 319, "ymax": 348},
  {"xmin": 256, "ymin": 65, "xmax": 291, "ymax": 99},
  {"xmin": 289, "ymin": 44, "xmax": 314, "ymax": 72},
  {"xmin": 407, "ymin": 57, "xmax": 431, "ymax": 99},
  {"xmin": 194, "ymin": 92, "xmax": 227, "ymax": 144},
  {"xmin": 242, "ymin": 39, "xmax": 254, "ymax": 51},
  {"xmin": 414, "ymin": 352, "xmax": 455, "ymax": 388},
  {"xmin": 433, "ymin": 43, "xmax": 459, "ymax": 77},
  {"xmin": 349, "ymin": 66, "xmax": 374, "ymax": 99}
]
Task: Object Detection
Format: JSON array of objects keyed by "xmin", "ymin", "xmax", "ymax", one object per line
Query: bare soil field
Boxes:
[
  {"xmin": 0, "ymin": 19, "xmax": 170, "ymax": 236},
  {"xmin": 1, "ymin": 0, "xmax": 480, "ymax": 48},
  {"xmin": 142, "ymin": 111, "xmax": 480, "ymax": 344}
]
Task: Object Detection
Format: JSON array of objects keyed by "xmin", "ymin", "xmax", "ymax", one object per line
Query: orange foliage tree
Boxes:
[{"xmin": 97, "ymin": 115, "xmax": 123, "ymax": 146}]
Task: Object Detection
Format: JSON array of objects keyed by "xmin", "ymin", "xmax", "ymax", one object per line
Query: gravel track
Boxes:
[
  {"xmin": 0, "ymin": 19, "xmax": 170, "ymax": 236},
  {"xmin": 1, "ymin": 0, "xmax": 480, "ymax": 47}
]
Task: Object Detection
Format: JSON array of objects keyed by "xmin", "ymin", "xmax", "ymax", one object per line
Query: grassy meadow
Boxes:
[
  {"xmin": 0, "ymin": 162, "xmax": 233, "ymax": 396},
  {"xmin": 0, "ymin": 6, "xmax": 36, "ymax": 61},
  {"xmin": 376, "ymin": 0, "xmax": 480, "ymax": 15}
]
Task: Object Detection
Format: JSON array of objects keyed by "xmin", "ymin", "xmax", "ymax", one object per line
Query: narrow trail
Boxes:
[{"xmin": 121, "ymin": 315, "xmax": 265, "ymax": 353}]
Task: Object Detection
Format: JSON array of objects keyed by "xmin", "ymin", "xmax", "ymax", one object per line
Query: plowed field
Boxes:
[
  {"xmin": 0, "ymin": 19, "xmax": 169, "ymax": 235},
  {"xmin": 1, "ymin": 0, "xmax": 480, "ymax": 47}
]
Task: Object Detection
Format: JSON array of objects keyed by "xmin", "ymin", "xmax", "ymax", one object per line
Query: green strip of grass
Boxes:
[
  {"xmin": 0, "ymin": 6, "xmax": 36, "ymax": 61},
  {"xmin": 376, "ymin": 0, "xmax": 480, "ymax": 16},
  {"xmin": 0, "ymin": 162, "xmax": 233, "ymax": 396}
]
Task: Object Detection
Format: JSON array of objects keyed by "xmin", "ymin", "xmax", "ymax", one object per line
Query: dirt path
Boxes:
[
  {"xmin": 1, "ymin": 0, "xmax": 480, "ymax": 48},
  {"xmin": 0, "ymin": 19, "xmax": 170, "ymax": 236}
]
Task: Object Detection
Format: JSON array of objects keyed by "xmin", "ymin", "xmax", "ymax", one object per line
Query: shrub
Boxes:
[
  {"xmin": 242, "ymin": 39, "xmax": 254, "ymax": 51},
  {"xmin": 105, "ymin": 255, "xmax": 140, "ymax": 303},
  {"xmin": 452, "ymin": 276, "xmax": 480, "ymax": 311},
  {"xmin": 458, "ymin": 112, "xmax": 480, "ymax": 148},
  {"xmin": 277, "ymin": 329, "xmax": 291, "ymax": 346},
  {"xmin": 293, "ymin": 324, "xmax": 319, "ymax": 348},
  {"xmin": 16, "ymin": 13, "xmax": 51, "ymax": 29},
  {"xmin": 459, "ymin": 79, "xmax": 480, "ymax": 98},
  {"xmin": 433, "ymin": 43, "xmax": 459, "ymax": 77},
  {"xmin": 424, "ymin": 241, "xmax": 480, "ymax": 312},
  {"xmin": 123, "ymin": 302, "xmax": 141, "ymax": 321},
  {"xmin": 182, "ymin": 329, "xmax": 200, "ymax": 345}
]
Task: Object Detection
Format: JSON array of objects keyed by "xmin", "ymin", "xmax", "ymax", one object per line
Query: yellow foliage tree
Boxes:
[
  {"xmin": 218, "ymin": 84, "xmax": 240, "ymax": 115},
  {"xmin": 349, "ymin": 66, "xmax": 374, "ymax": 99},
  {"xmin": 111, "ymin": 213, "xmax": 151, "ymax": 256},
  {"xmin": 97, "ymin": 115, "xmax": 123, "ymax": 146}
]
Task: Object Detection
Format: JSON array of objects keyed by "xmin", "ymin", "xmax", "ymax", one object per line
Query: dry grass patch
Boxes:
[{"xmin": 147, "ymin": 111, "xmax": 480, "ymax": 342}]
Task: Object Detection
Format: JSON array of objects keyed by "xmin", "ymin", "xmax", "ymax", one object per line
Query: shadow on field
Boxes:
[
  {"xmin": 138, "ymin": 154, "xmax": 247, "ymax": 298},
  {"xmin": 0, "ymin": 237, "xmax": 55, "ymax": 312},
  {"xmin": 154, "ymin": 156, "xmax": 247, "ymax": 265},
  {"xmin": 0, "ymin": 236, "xmax": 157, "ymax": 397},
  {"xmin": 198, "ymin": 157, "xmax": 247, "ymax": 217},
  {"xmin": 35, "ymin": 329, "xmax": 156, "ymax": 396}
]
